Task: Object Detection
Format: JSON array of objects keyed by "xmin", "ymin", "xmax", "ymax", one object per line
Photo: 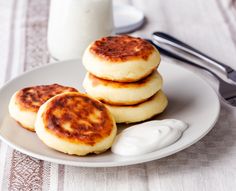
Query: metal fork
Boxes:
[{"xmin": 147, "ymin": 39, "xmax": 236, "ymax": 107}]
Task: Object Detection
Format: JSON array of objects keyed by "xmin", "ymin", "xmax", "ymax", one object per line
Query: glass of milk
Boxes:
[{"xmin": 47, "ymin": 0, "xmax": 113, "ymax": 61}]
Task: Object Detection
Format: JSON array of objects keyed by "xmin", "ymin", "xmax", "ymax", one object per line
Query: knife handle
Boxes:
[
  {"xmin": 152, "ymin": 32, "xmax": 233, "ymax": 74},
  {"xmin": 146, "ymin": 39, "xmax": 222, "ymax": 82}
]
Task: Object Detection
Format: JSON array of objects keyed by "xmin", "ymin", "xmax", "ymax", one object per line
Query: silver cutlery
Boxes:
[
  {"xmin": 152, "ymin": 32, "xmax": 236, "ymax": 83},
  {"xmin": 146, "ymin": 39, "xmax": 236, "ymax": 107}
]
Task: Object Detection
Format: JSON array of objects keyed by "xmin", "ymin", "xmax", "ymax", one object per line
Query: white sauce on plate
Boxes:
[{"xmin": 111, "ymin": 119, "xmax": 188, "ymax": 156}]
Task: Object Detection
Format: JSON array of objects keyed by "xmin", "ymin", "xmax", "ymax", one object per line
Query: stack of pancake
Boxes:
[{"xmin": 83, "ymin": 35, "xmax": 168, "ymax": 123}]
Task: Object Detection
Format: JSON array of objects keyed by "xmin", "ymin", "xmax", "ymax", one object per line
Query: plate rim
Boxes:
[{"xmin": 0, "ymin": 60, "xmax": 221, "ymax": 167}]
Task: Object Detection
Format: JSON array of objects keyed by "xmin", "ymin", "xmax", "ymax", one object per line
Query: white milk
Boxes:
[{"xmin": 48, "ymin": 0, "xmax": 113, "ymax": 60}]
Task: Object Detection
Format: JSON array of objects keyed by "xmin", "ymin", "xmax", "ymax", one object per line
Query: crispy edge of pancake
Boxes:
[
  {"xmin": 90, "ymin": 66, "xmax": 158, "ymax": 83},
  {"xmin": 99, "ymin": 97, "xmax": 150, "ymax": 106},
  {"xmin": 87, "ymin": 70, "xmax": 161, "ymax": 88},
  {"xmin": 8, "ymin": 92, "xmax": 37, "ymax": 131},
  {"xmin": 16, "ymin": 121, "xmax": 35, "ymax": 131}
]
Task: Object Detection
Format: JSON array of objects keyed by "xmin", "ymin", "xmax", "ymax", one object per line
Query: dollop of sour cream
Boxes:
[{"xmin": 111, "ymin": 119, "xmax": 188, "ymax": 156}]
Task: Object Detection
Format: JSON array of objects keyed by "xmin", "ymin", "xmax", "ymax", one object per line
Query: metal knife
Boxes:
[{"xmin": 152, "ymin": 32, "xmax": 236, "ymax": 83}]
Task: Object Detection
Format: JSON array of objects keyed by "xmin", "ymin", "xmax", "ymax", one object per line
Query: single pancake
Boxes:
[
  {"xmin": 8, "ymin": 84, "xmax": 78, "ymax": 131},
  {"xmin": 83, "ymin": 35, "xmax": 161, "ymax": 82},
  {"xmin": 83, "ymin": 71, "xmax": 163, "ymax": 105},
  {"xmin": 104, "ymin": 90, "xmax": 168, "ymax": 123},
  {"xmin": 35, "ymin": 92, "xmax": 117, "ymax": 156}
]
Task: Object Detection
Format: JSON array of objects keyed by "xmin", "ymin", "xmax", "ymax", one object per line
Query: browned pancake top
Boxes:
[
  {"xmin": 89, "ymin": 72, "xmax": 156, "ymax": 88},
  {"xmin": 15, "ymin": 84, "xmax": 77, "ymax": 112},
  {"xmin": 42, "ymin": 92, "xmax": 114, "ymax": 146},
  {"xmin": 90, "ymin": 35, "xmax": 155, "ymax": 62}
]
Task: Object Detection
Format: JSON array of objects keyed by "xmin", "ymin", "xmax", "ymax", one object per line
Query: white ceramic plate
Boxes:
[
  {"xmin": 113, "ymin": 3, "xmax": 145, "ymax": 34},
  {"xmin": 0, "ymin": 60, "xmax": 220, "ymax": 167}
]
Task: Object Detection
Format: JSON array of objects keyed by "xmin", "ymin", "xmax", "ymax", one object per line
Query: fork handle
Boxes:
[{"xmin": 152, "ymin": 32, "xmax": 234, "ymax": 74}]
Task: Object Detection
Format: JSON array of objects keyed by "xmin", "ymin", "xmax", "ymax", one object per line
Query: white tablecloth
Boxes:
[{"xmin": 0, "ymin": 0, "xmax": 236, "ymax": 190}]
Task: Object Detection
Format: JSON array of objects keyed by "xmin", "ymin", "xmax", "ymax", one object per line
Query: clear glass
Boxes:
[{"xmin": 47, "ymin": 0, "xmax": 113, "ymax": 60}]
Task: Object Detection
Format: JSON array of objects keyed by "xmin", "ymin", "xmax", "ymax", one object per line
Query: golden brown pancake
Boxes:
[
  {"xmin": 35, "ymin": 92, "xmax": 117, "ymax": 155},
  {"xmin": 8, "ymin": 84, "xmax": 78, "ymax": 131},
  {"xmin": 83, "ymin": 71, "xmax": 163, "ymax": 105},
  {"xmin": 82, "ymin": 35, "xmax": 161, "ymax": 82}
]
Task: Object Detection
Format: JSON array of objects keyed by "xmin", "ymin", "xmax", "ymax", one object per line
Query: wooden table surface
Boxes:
[{"xmin": 0, "ymin": 0, "xmax": 236, "ymax": 190}]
